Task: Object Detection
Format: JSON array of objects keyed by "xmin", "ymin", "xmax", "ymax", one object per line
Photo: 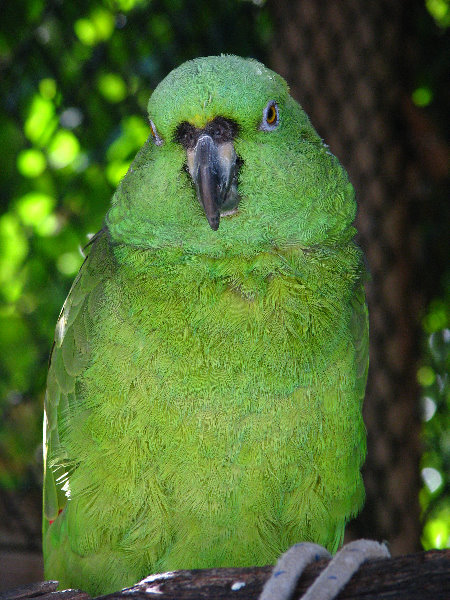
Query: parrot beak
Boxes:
[{"xmin": 186, "ymin": 134, "xmax": 239, "ymax": 231}]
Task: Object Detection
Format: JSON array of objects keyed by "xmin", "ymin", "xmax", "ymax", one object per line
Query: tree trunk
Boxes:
[{"xmin": 268, "ymin": 0, "xmax": 427, "ymax": 554}]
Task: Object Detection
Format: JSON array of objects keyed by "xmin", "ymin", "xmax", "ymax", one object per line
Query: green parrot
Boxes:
[{"xmin": 43, "ymin": 55, "xmax": 368, "ymax": 596}]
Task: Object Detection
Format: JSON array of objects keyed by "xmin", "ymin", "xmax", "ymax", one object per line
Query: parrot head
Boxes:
[{"xmin": 106, "ymin": 55, "xmax": 357, "ymax": 256}]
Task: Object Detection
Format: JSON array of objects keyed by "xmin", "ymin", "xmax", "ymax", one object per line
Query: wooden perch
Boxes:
[{"xmin": 1, "ymin": 549, "xmax": 448, "ymax": 600}]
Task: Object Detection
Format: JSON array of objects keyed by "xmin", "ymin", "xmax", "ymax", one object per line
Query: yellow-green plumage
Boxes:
[{"xmin": 43, "ymin": 55, "xmax": 368, "ymax": 595}]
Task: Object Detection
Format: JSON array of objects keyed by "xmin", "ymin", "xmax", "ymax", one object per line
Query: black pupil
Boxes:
[{"xmin": 268, "ymin": 106, "xmax": 275, "ymax": 122}]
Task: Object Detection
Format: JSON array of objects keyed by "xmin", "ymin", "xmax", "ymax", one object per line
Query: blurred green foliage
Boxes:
[
  {"xmin": 416, "ymin": 0, "xmax": 450, "ymax": 551},
  {"xmin": 418, "ymin": 281, "xmax": 450, "ymax": 550},
  {"xmin": 426, "ymin": 0, "xmax": 450, "ymax": 28},
  {"xmin": 0, "ymin": 0, "xmax": 270, "ymax": 491}
]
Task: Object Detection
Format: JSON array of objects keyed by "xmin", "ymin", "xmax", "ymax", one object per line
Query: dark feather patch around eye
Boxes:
[
  {"xmin": 204, "ymin": 117, "xmax": 239, "ymax": 144},
  {"xmin": 175, "ymin": 117, "xmax": 239, "ymax": 149},
  {"xmin": 174, "ymin": 122, "xmax": 198, "ymax": 149}
]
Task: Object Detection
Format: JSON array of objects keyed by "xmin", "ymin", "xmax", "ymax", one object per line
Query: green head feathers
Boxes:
[
  {"xmin": 147, "ymin": 54, "xmax": 289, "ymax": 132},
  {"xmin": 106, "ymin": 55, "xmax": 356, "ymax": 257}
]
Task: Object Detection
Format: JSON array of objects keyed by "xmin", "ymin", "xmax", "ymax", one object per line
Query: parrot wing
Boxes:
[
  {"xmin": 350, "ymin": 280, "xmax": 369, "ymax": 409},
  {"xmin": 43, "ymin": 229, "xmax": 109, "ymax": 527}
]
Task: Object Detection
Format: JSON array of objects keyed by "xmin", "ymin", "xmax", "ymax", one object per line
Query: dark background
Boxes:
[{"xmin": 0, "ymin": 0, "xmax": 448, "ymax": 590}]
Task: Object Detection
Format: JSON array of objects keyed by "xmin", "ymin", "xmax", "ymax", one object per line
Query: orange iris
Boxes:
[{"xmin": 266, "ymin": 104, "xmax": 277, "ymax": 124}]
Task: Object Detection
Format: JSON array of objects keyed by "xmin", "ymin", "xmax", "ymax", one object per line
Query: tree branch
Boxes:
[{"xmin": 1, "ymin": 550, "xmax": 448, "ymax": 600}]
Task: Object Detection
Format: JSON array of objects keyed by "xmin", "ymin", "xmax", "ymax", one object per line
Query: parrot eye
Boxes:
[
  {"xmin": 260, "ymin": 101, "xmax": 279, "ymax": 131},
  {"xmin": 149, "ymin": 119, "xmax": 164, "ymax": 146}
]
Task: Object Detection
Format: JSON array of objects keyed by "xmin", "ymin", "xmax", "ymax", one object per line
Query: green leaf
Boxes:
[
  {"xmin": 15, "ymin": 191, "xmax": 56, "ymax": 228},
  {"xmin": 0, "ymin": 214, "xmax": 28, "ymax": 294},
  {"xmin": 98, "ymin": 73, "xmax": 128, "ymax": 103},
  {"xmin": 16, "ymin": 148, "xmax": 47, "ymax": 178},
  {"xmin": 24, "ymin": 95, "xmax": 58, "ymax": 146},
  {"xmin": 48, "ymin": 130, "xmax": 81, "ymax": 169}
]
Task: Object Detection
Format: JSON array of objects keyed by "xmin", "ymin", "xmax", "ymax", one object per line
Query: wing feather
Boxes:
[{"xmin": 43, "ymin": 229, "xmax": 109, "ymax": 524}]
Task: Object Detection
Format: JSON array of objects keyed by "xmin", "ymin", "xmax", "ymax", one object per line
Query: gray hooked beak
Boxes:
[{"xmin": 186, "ymin": 135, "xmax": 239, "ymax": 231}]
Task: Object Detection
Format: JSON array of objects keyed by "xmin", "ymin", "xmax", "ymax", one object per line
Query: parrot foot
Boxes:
[{"xmin": 259, "ymin": 539, "xmax": 390, "ymax": 600}]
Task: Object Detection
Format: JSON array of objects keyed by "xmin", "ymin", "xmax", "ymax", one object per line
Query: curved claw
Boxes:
[
  {"xmin": 259, "ymin": 543, "xmax": 331, "ymax": 600},
  {"xmin": 259, "ymin": 540, "xmax": 390, "ymax": 600}
]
